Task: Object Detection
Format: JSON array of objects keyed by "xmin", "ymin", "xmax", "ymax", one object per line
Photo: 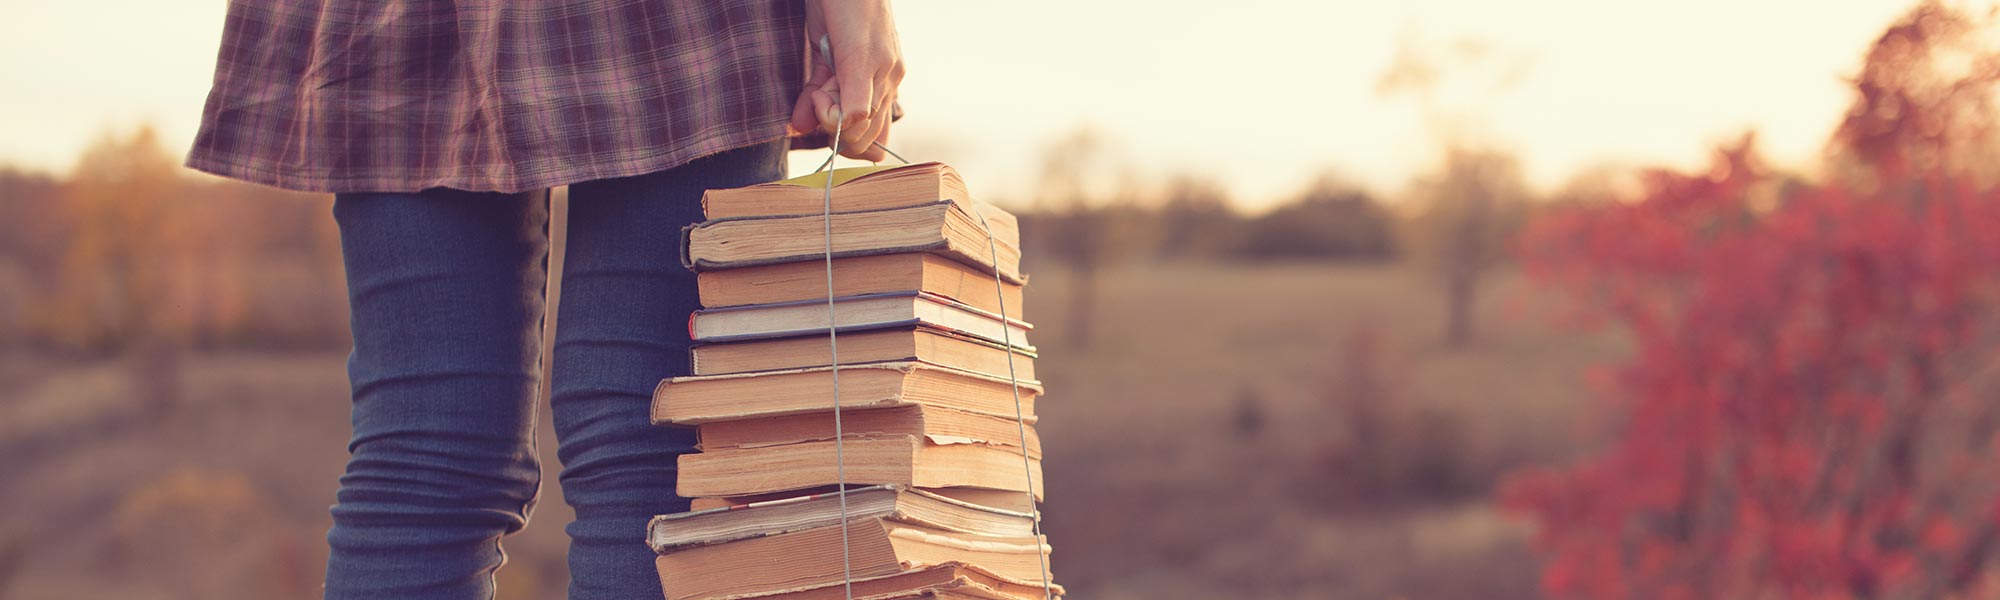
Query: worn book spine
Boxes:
[{"xmin": 679, "ymin": 201, "xmax": 1024, "ymax": 285}]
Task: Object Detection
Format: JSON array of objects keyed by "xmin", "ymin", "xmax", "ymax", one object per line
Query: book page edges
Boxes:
[
  {"xmin": 662, "ymin": 361, "xmax": 1043, "ymax": 389},
  {"xmin": 693, "ymin": 291, "xmax": 1033, "ymax": 331},
  {"xmin": 689, "ymin": 239, "xmax": 1028, "ymax": 286},
  {"xmin": 654, "ymin": 362, "xmax": 1043, "ymax": 425},
  {"xmin": 706, "ymin": 562, "xmax": 1063, "ymax": 600},
  {"xmin": 711, "ymin": 433, "xmax": 1041, "ymax": 459},
  {"xmin": 683, "ymin": 201, "xmax": 1026, "ymax": 285},
  {"xmin": 768, "ymin": 162, "xmax": 942, "ymax": 190},
  {"xmin": 647, "ymin": 484, "xmax": 1042, "ymax": 553}
]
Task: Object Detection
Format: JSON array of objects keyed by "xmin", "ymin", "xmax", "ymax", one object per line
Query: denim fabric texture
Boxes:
[{"xmin": 326, "ymin": 139, "xmax": 788, "ymax": 599}]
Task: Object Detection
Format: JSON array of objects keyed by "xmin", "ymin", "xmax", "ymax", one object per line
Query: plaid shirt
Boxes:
[{"xmin": 187, "ymin": 0, "xmax": 805, "ymax": 193}]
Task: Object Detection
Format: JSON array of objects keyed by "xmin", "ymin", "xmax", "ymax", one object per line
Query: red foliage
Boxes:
[
  {"xmin": 1503, "ymin": 3, "xmax": 2000, "ymax": 597},
  {"xmin": 1830, "ymin": 1, "xmax": 2000, "ymax": 184}
]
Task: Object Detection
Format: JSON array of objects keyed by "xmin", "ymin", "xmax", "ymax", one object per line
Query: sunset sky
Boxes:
[{"xmin": 0, "ymin": 0, "xmax": 1917, "ymax": 210}]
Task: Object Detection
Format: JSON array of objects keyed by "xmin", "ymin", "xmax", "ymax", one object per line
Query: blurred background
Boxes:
[{"xmin": 6, "ymin": 1, "xmax": 2000, "ymax": 598}]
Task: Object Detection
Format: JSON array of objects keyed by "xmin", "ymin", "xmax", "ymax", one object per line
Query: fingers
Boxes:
[
  {"xmin": 836, "ymin": 67, "xmax": 898, "ymax": 159},
  {"xmin": 790, "ymin": 92, "xmax": 820, "ymax": 137},
  {"xmin": 800, "ymin": 0, "xmax": 903, "ymax": 161},
  {"xmin": 836, "ymin": 58, "xmax": 876, "ymax": 135},
  {"xmin": 846, "ymin": 88, "xmax": 893, "ymax": 160},
  {"xmin": 861, "ymin": 62, "xmax": 902, "ymax": 161},
  {"xmin": 839, "ymin": 109, "xmax": 882, "ymax": 159},
  {"xmin": 845, "ymin": 104, "xmax": 887, "ymax": 162},
  {"xmin": 831, "ymin": 85, "xmax": 878, "ymax": 161},
  {"xmin": 811, "ymin": 86, "xmax": 840, "ymax": 137},
  {"xmin": 808, "ymin": 76, "xmax": 894, "ymax": 160},
  {"xmin": 790, "ymin": 63, "xmax": 834, "ymax": 136},
  {"xmin": 858, "ymin": 117, "xmax": 890, "ymax": 162}
]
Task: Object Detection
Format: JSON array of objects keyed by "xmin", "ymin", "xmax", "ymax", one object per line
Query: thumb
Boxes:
[{"xmin": 813, "ymin": 86, "xmax": 841, "ymax": 135}]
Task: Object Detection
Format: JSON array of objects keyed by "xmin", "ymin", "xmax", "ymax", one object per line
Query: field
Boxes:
[{"xmin": 0, "ymin": 261, "xmax": 1624, "ymax": 599}]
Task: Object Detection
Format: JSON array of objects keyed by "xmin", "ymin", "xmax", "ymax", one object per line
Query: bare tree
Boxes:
[
  {"xmin": 1031, "ymin": 127, "xmax": 1142, "ymax": 350},
  {"xmin": 1376, "ymin": 29, "xmax": 1536, "ymax": 347},
  {"xmin": 1405, "ymin": 147, "xmax": 1528, "ymax": 347}
]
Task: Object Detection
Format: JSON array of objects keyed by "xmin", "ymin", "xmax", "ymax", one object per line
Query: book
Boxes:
[
  {"xmin": 693, "ymin": 326, "xmax": 1036, "ymax": 380},
  {"xmin": 719, "ymin": 563, "xmax": 1062, "ymax": 600},
  {"xmin": 690, "ymin": 291, "xmax": 1032, "ymax": 348},
  {"xmin": 647, "ymin": 485, "xmax": 1037, "ymax": 552},
  {"xmin": 655, "ymin": 517, "xmax": 1052, "ymax": 600},
  {"xmin": 701, "ymin": 162, "xmax": 971, "ymax": 220},
  {"xmin": 676, "ymin": 434, "xmax": 1044, "ymax": 499},
  {"xmin": 661, "ymin": 161, "xmax": 1060, "ymax": 599},
  {"xmin": 697, "ymin": 404, "xmax": 1042, "ymax": 457},
  {"xmin": 686, "ymin": 486, "xmax": 1037, "ymax": 515},
  {"xmin": 652, "ymin": 361, "xmax": 1042, "ymax": 426},
  {"xmin": 695, "ymin": 253, "xmax": 1025, "ymax": 318},
  {"xmin": 682, "ymin": 201, "xmax": 1024, "ymax": 284},
  {"xmin": 918, "ymin": 488, "xmax": 1039, "ymax": 515}
]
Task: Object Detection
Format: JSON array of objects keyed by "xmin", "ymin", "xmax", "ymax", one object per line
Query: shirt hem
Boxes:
[{"xmin": 185, "ymin": 119, "xmax": 795, "ymax": 195}]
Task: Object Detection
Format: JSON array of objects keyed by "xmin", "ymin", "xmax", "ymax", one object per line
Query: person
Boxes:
[{"xmin": 185, "ymin": 1, "xmax": 903, "ymax": 598}]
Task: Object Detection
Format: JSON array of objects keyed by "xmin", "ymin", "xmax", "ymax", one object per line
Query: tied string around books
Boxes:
[{"xmin": 810, "ymin": 35, "xmax": 1052, "ymax": 600}]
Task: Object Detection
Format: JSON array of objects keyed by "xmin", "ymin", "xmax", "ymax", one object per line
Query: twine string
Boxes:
[
  {"xmin": 813, "ymin": 33, "xmax": 1052, "ymax": 600},
  {"xmin": 820, "ymin": 115, "xmax": 855, "ymax": 600},
  {"xmin": 976, "ymin": 207, "xmax": 1057, "ymax": 597},
  {"xmin": 813, "ymin": 33, "xmax": 857, "ymax": 600}
]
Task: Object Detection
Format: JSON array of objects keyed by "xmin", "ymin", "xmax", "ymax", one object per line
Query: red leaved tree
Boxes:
[{"xmin": 1502, "ymin": 2, "xmax": 2000, "ymax": 597}]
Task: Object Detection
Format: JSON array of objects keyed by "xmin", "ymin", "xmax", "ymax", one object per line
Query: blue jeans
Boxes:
[{"xmin": 327, "ymin": 140, "xmax": 787, "ymax": 599}]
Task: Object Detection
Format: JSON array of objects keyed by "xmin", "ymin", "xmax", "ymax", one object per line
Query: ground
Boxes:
[{"xmin": 0, "ymin": 262, "xmax": 1624, "ymax": 599}]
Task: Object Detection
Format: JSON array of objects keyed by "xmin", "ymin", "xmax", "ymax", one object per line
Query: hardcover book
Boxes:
[
  {"xmin": 689, "ymin": 291, "xmax": 1031, "ymax": 348},
  {"xmin": 655, "ymin": 516, "xmax": 1052, "ymax": 600},
  {"xmin": 691, "ymin": 326, "xmax": 1036, "ymax": 380},
  {"xmin": 682, "ymin": 201, "xmax": 1024, "ymax": 284}
]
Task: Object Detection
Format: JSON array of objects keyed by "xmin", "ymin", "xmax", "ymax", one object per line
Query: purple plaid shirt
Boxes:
[{"xmin": 187, "ymin": 0, "xmax": 805, "ymax": 193}]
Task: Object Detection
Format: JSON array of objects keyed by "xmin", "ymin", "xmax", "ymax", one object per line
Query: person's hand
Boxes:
[{"xmin": 790, "ymin": 0, "xmax": 902, "ymax": 161}]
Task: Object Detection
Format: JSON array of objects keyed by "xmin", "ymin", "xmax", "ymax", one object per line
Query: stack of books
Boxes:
[{"xmin": 648, "ymin": 162, "xmax": 1060, "ymax": 600}]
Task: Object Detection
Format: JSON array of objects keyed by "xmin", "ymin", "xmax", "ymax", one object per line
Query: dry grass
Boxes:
[
  {"xmin": 1027, "ymin": 261, "xmax": 1622, "ymax": 599},
  {"xmin": 0, "ymin": 261, "xmax": 1622, "ymax": 599}
]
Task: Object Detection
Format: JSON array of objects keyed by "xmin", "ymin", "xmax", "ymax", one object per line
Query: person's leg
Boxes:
[
  {"xmin": 552, "ymin": 140, "xmax": 788, "ymax": 599},
  {"xmin": 326, "ymin": 189, "xmax": 550, "ymax": 599}
]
